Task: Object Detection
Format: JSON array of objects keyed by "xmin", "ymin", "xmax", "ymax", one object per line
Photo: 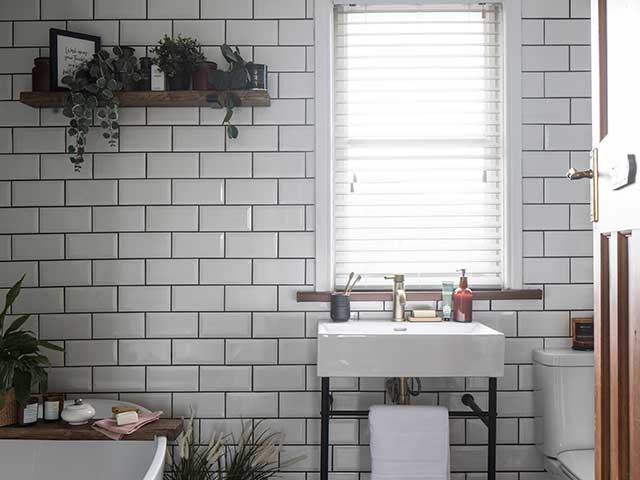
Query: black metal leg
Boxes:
[
  {"xmin": 320, "ymin": 377, "xmax": 330, "ymax": 480},
  {"xmin": 488, "ymin": 377, "xmax": 497, "ymax": 480}
]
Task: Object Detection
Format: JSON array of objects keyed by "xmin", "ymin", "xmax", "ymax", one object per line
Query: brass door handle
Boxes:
[{"xmin": 566, "ymin": 167, "xmax": 594, "ymax": 180}]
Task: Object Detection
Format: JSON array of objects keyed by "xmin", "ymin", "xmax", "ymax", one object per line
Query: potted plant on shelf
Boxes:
[
  {"xmin": 165, "ymin": 416, "xmax": 304, "ymax": 480},
  {"xmin": 0, "ymin": 276, "xmax": 64, "ymax": 427},
  {"xmin": 113, "ymin": 46, "xmax": 142, "ymax": 91},
  {"xmin": 209, "ymin": 45, "xmax": 253, "ymax": 139},
  {"xmin": 152, "ymin": 35, "xmax": 205, "ymax": 91},
  {"xmin": 62, "ymin": 48, "xmax": 129, "ymax": 170}
]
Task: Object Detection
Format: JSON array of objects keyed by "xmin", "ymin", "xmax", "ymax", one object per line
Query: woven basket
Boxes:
[{"xmin": 0, "ymin": 388, "xmax": 18, "ymax": 427}]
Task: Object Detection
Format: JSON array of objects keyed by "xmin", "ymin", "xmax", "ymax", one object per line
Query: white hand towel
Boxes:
[{"xmin": 369, "ymin": 405, "xmax": 449, "ymax": 480}]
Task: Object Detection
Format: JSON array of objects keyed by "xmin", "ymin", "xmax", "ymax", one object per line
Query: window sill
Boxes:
[{"xmin": 296, "ymin": 289, "xmax": 542, "ymax": 303}]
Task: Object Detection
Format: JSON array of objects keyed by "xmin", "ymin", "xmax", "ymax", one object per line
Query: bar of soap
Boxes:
[
  {"xmin": 411, "ymin": 309, "xmax": 436, "ymax": 318},
  {"xmin": 408, "ymin": 315, "xmax": 442, "ymax": 322},
  {"xmin": 112, "ymin": 405, "xmax": 139, "ymax": 415},
  {"xmin": 115, "ymin": 410, "xmax": 139, "ymax": 426}
]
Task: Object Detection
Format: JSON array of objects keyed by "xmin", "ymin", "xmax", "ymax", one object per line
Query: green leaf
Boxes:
[
  {"xmin": 13, "ymin": 371, "xmax": 31, "ymax": 407},
  {"xmin": 111, "ymin": 121, "xmax": 120, "ymax": 130},
  {"xmin": 96, "ymin": 109, "xmax": 107, "ymax": 118},
  {"xmin": 4, "ymin": 314, "xmax": 30, "ymax": 335},
  {"xmin": 86, "ymin": 96, "xmax": 98, "ymax": 110},
  {"xmin": 103, "ymin": 132, "xmax": 110, "ymax": 139},
  {"xmin": 227, "ymin": 125, "xmax": 239, "ymax": 139},
  {"xmin": 68, "ymin": 145, "xmax": 76, "ymax": 154},
  {"xmin": 85, "ymin": 83, "xmax": 98, "ymax": 94},
  {"xmin": 71, "ymin": 104, "xmax": 83, "ymax": 117},
  {"xmin": 38, "ymin": 340, "xmax": 64, "ymax": 352},
  {"xmin": 101, "ymin": 88, "xmax": 114, "ymax": 99},
  {"xmin": 98, "ymin": 50, "xmax": 109, "ymax": 61},
  {"xmin": 108, "ymin": 111, "xmax": 117, "ymax": 120},
  {"xmin": 106, "ymin": 79, "xmax": 117, "ymax": 91},
  {"xmin": 68, "ymin": 128, "xmax": 78, "ymax": 136},
  {"xmin": 96, "ymin": 77, "xmax": 106, "ymax": 88},
  {"xmin": 1, "ymin": 275, "xmax": 25, "ymax": 331},
  {"xmin": 113, "ymin": 46, "xmax": 123, "ymax": 57}
]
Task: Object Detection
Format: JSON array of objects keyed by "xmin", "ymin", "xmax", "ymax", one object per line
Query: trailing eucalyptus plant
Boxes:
[
  {"xmin": 0, "ymin": 276, "xmax": 64, "ymax": 409},
  {"xmin": 62, "ymin": 49, "xmax": 125, "ymax": 171}
]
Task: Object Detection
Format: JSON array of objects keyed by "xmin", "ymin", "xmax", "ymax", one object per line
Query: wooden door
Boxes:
[{"xmin": 588, "ymin": 1, "xmax": 640, "ymax": 479}]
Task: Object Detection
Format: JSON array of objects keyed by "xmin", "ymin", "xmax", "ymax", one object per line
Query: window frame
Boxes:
[{"xmin": 314, "ymin": 0, "xmax": 523, "ymax": 291}]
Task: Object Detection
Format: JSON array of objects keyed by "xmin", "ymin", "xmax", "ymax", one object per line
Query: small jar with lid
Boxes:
[
  {"xmin": 17, "ymin": 397, "xmax": 39, "ymax": 426},
  {"xmin": 43, "ymin": 393, "xmax": 64, "ymax": 422},
  {"xmin": 32, "ymin": 57, "xmax": 51, "ymax": 92}
]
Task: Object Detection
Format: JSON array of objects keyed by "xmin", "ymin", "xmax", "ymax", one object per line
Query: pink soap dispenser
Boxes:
[{"xmin": 452, "ymin": 268, "xmax": 473, "ymax": 322}]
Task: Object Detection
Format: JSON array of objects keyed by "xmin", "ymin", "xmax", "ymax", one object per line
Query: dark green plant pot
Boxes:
[
  {"xmin": 167, "ymin": 72, "xmax": 192, "ymax": 91},
  {"xmin": 228, "ymin": 69, "xmax": 249, "ymax": 90},
  {"xmin": 209, "ymin": 70, "xmax": 230, "ymax": 90}
]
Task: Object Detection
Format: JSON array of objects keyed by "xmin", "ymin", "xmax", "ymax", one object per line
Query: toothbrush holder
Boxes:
[{"xmin": 330, "ymin": 293, "xmax": 351, "ymax": 322}]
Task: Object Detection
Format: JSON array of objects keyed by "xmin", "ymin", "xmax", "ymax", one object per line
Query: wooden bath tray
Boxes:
[{"xmin": 0, "ymin": 419, "xmax": 182, "ymax": 441}]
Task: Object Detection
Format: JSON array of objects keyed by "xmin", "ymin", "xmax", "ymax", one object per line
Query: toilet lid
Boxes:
[{"xmin": 558, "ymin": 450, "xmax": 594, "ymax": 480}]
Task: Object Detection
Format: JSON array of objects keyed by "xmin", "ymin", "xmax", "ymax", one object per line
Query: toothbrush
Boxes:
[
  {"xmin": 343, "ymin": 272, "xmax": 355, "ymax": 294},
  {"xmin": 345, "ymin": 274, "xmax": 361, "ymax": 296}
]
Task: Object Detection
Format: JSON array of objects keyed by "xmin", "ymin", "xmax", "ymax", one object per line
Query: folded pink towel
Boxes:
[{"xmin": 92, "ymin": 411, "xmax": 163, "ymax": 440}]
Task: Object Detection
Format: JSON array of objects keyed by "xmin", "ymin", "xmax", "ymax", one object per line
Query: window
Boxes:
[{"xmin": 315, "ymin": 1, "xmax": 522, "ymax": 290}]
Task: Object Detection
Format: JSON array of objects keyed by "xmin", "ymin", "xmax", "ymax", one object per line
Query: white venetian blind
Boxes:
[{"xmin": 334, "ymin": 3, "xmax": 504, "ymax": 288}]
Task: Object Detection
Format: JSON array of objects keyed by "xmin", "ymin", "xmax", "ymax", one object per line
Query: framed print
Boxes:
[{"xmin": 50, "ymin": 29, "xmax": 101, "ymax": 91}]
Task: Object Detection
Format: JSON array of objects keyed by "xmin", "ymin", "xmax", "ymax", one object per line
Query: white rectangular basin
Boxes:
[{"xmin": 317, "ymin": 320, "xmax": 504, "ymax": 378}]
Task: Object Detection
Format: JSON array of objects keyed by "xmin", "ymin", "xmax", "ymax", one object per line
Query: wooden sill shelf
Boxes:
[
  {"xmin": 19, "ymin": 89, "xmax": 270, "ymax": 109},
  {"xmin": 297, "ymin": 289, "xmax": 543, "ymax": 303},
  {"xmin": 0, "ymin": 419, "xmax": 182, "ymax": 441}
]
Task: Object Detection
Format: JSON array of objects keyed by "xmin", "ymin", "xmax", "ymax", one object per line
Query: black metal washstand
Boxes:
[{"xmin": 319, "ymin": 377, "xmax": 498, "ymax": 480}]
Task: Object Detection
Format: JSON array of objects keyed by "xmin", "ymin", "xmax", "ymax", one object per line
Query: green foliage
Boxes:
[
  {"xmin": 0, "ymin": 276, "xmax": 64, "ymax": 409},
  {"xmin": 152, "ymin": 35, "xmax": 205, "ymax": 78},
  {"xmin": 113, "ymin": 46, "xmax": 143, "ymax": 83},
  {"xmin": 164, "ymin": 417, "xmax": 305, "ymax": 480},
  {"xmin": 213, "ymin": 44, "xmax": 251, "ymax": 140},
  {"xmin": 62, "ymin": 47, "xmax": 131, "ymax": 171},
  {"xmin": 223, "ymin": 93, "xmax": 241, "ymax": 140}
]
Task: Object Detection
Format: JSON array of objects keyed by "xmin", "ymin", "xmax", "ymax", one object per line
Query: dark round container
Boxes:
[
  {"xmin": 192, "ymin": 61, "xmax": 218, "ymax": 90},
  {"xmin": 167, "ymin": 70, "xmax": 192, "ymax": 91},
  {"xmin": 32, "ymin": 57, "xmax": 50, "ymax": 92},
  {"xmin": 247, "ymin": 63, "xmax": 267, "ymax": 90},
  {"xmin": 330, "ymin": 293, "xmax": 351, "ymax": 322},
  {"xmin": 138, "ymin": 57, "xmax": 152, "ymax": 91}
]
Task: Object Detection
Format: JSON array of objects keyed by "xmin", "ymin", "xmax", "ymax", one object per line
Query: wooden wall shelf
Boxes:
[
  {"xmin": 19, "ymin": 90, "xmax": 270, "ymax": 109},
  {"xmin": 297, "ymin": 289, "xmax": 543, "ymax": 303},
  {"xmin": 0, "ymin": 419, "xmax": 182, "ymax": 441}
]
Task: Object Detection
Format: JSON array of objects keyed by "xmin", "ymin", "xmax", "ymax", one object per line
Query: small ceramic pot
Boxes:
[
  {"xmin": 247, "ymin": 63, "xmax": 267, "ymax": 90},
  {"xmin": 192, "ymin": 61, "xmax": 218, "ymax": 90},
  {"xmin": 330, "ymin": 293, "xmax": 351, "ymax": 322},
  {"xmin": 167, "ymin": 71, "xmax": 192, "ymax": 91},
  {"xmin": 61, "ymin": 399, "xmax": 96, "ymax": 426}
]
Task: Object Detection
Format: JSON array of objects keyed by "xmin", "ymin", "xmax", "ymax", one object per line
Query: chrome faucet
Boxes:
[{"xmin": 385, "ymin": 274, "xmax": 407, "ymax": 321}]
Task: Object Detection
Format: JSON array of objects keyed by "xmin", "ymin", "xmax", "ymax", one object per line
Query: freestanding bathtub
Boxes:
[{"xmin": 0, "ymin": 399, "xmax": 167, "ymax": 480}]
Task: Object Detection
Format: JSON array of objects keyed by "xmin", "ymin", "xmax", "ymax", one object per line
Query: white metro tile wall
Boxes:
[{"xmin": 0, "ymin": 0, "xmax": 592, "ymax": 477}]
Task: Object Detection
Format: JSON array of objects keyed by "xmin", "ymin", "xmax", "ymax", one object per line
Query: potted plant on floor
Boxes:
[
  {"xmin": 165, "ymin": 416, "xmax": 304, "ymax": 480},
  {"xmin": 0, "ymin": 276, "xmax": 64, "ymax": 427},
  {"xmin": 152, "ymin": 35, "xmax": 205, "ymax": 91}
]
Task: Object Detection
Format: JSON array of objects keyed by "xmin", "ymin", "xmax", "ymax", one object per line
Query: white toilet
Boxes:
[{"xmin": 533, "ymin": 349, "xmax": 595, "ymax": 480}]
